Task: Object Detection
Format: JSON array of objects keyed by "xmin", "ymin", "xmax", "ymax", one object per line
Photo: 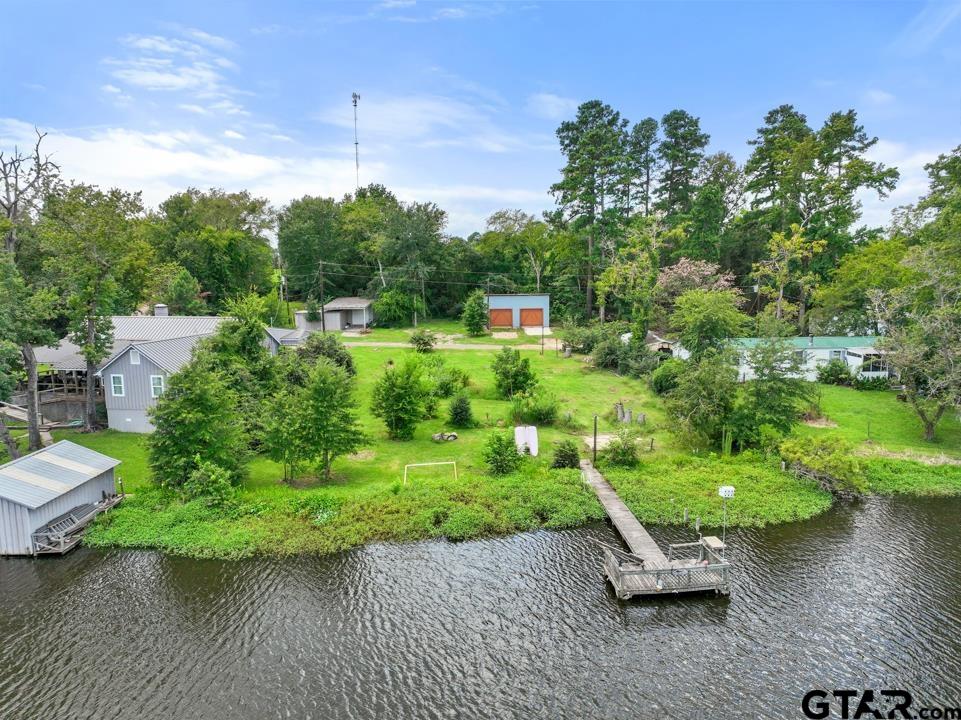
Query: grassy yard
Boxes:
[
  {"xmin": 37, "ymin": 349, "xmax": 959, "ymax": 559},
  {"xmin": 334, "ymin": 318, "xmax": 550, "ymax": 346}
]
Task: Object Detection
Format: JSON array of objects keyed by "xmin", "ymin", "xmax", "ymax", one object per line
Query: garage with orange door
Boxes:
[{"xmin": 484, "ymin": 294, "xmax": 550, "ymax": 329}]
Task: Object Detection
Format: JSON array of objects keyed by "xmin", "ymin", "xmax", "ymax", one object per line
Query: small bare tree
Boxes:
[{"xmin": 0, "ymin": 129, "xmax": 61, "ymax": 450}]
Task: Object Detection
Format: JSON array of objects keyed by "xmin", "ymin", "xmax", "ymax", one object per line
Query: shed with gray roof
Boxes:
[{"xmin": 0, "ymin": 441, "xmax": 121, "ymax": 556}]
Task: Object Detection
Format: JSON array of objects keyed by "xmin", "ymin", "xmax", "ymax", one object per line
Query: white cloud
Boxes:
[
  {"xmin": 270, "ymin": 134, "xmax": 294, "ymax": 142},
  {"xmin": 106, "ymin": 56, "xmax": 224, "ymax": 92},
  {"xmin": 525, "ymin": 92, "xmax": 578, "ymax": 121},
  {"xmin": 223, "ymin": 130, "xmax": 245, "ymax": 140},
  {"xmin": 178, "ymin": 103, "xmax": 208, "ymax": 115},
  {"xmin": 317, "ymin": 94, "xmax": 523, "ymax": 153},
  {"xmin": 864, "ymin": 89, "xmax": 896, "ymax": 105},
  {"xmin": 893, "ymin": 0, "xmax": 961, "ymax": 54},
  {"xmin": 181, "ymin": 28, "xmax": 236, "ymax": 51},
  {"xmin": 101, "ymin": 84, "xmax": 123, "ymax": 94},
  {"xmin": 857, "ymin": 139, "xmax": 940, "ymax": 228}
]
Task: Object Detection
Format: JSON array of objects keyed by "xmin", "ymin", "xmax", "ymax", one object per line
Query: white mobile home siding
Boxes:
[
  {"xmin": 0, "ymin": 469, "xmax": 116, "ymax": 555},
  {"xmin": 104, "ymin": 352, "xmax": 168, "ymax": 433}
]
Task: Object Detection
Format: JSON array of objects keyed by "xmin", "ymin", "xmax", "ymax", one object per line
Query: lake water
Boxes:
[{"xmin": 1, "ymin": 496, "xmax": 959, "ymax": 719}]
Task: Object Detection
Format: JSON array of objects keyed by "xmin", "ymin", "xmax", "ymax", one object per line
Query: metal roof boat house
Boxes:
[{"xmin": 0, "ymin": 441, "xmax": 122, "ymax": 556}]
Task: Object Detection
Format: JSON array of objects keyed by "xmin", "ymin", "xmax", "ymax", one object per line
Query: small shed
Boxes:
[
  {"xmin": 486, "ymin": 294, "xmax": 550, "ymax": 329},
  {"xmin": 0, "ymin": 441, "xmax": 121, "ymax": 556},
  {"xmin": 322, "ymin": 297, "xmax": 373, "ymax": 331}
]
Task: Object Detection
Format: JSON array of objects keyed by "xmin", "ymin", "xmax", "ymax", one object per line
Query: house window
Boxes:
[
  {"xmin": 130, "ymin": 349, "xmax": 141, "ymax": 365},
  {"xmin": 110, "ymin": 374, "xmax": 125, "ymax": 397},
  {"xmin": 830, "ymin": 349, "xmax": 844, "ymax": 361},
  {"xmin": 150, "ymin": 375, "xmax": 165, "ymax": 398},
  {"xmin": 863, "ymin": 354, "xmax": 887, "ymax": 373},
  {"xmin": 793, "ymin": 350, "xmax": 807, "ymax": 364}
]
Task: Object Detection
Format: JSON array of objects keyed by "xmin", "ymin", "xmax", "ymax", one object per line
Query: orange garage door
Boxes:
[
  {"xmin": 519, "ymin": 308, "xmax": 543, "ymax": 327},
  {"xmin": 489, "ymin": 308, "xmax": 513, "ymax": 327}
]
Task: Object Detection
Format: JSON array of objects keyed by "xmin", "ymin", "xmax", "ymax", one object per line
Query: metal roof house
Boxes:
[
  {"xmin": 0, "ymin": 441, "xmax": 122, "ymax": 556},
  {"xmin": 486, "ymin": 294, "xmax": 550, "ymax": 329},
  {"xmin": 322, "ymin": 297, "xmax": 373, "ymax": 331},
  {"xmin": 733, "ymin": 336, "xmax": 886, "ymax": 382}
]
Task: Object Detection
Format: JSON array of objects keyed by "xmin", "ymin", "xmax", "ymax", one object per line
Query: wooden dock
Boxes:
[{"xmin": 581, "ymin": 460, "xmax": 731, "ymax": 599}]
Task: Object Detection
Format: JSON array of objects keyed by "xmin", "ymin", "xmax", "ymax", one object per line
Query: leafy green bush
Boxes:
[
  {"xmin": 305, "ymin": 296, "xmax": 321, "ymax": 322},
  {"xmin": 853, "ymin": 375, "xmax": 890, "ymax": 391},
  {"xmin": 182, "ymin": 460, "xmax": 235, "ymax": 507},
  {"xmin": 440, "ymin": 504, "xmax": 498, "ymax": 541},
  {"xmin": 296, "ymin": 331, "xmax": 356, "ymax": 376},
  {"xmin": 601, "ymin": 429, "xmax": 639, "ymax": 467},
  {"xmin": 817, "ymin": 359, "xmax": 852, "ymax": 386},
  {"xmin": 591, "ymin": 336, "xmax": 626, "ymax": 370},
  {"xmin": 778, "ymin": 436, "xmax": 867, "ymax": 496},
  {"xmin": 422, "ymin": 355, "xmax": 469, "ymax": 397},
  {"xmin": 483, "ymin": 430, "xmax": 522, "ymax": 476},
  {"xmin": 491, "ymin": 347, "xmax": 537, "ymax": 398},
  {"xmin": 373, "ymin": 289, "xmax": 424, "ymax": 327},
  {"xmin": 448, "ymin": 391, "xmax": 475, "ymax": 427},
  {"xmin": 509, "ymin": 390, "xmax": 559, "ymax": 425},
  {"xmin": 370, "ymin": 358, "xmax": 427, "ymax": 440},
  {"xmin": 289, "ymin": 493, "xmax": 340, "ymax": 526},
  {"xmin": 650, "ymin": 357, "xmax": 685, "ymax": 395},
  {"xmin": 461, "ymin": 290, "xmax": 488, "ymax": 336},
  {"xmin": 551, "ymin": 439, "xmax": 581, "ymax": 469},
  {"xmin": 409, "ymin": 328, "xmax": 437, "ymax": 353},
  {"xmin": 559, "ymin": 322, "xmax": 600, "ymax": 354}
]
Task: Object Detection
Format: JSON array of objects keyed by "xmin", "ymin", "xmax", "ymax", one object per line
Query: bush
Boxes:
[
  {"xmin": 182, "ymin": 460, "xmax": 235, "ymax": 507},
  {"xmin": 509, "ymin": 390, "xmax": 559, "ymax": 425},
  {"xmin": 373, "ymin": 289, "xmax": 424, "ymax": 327},
  {"xmin": 440, "ymin": 504, "xmax": 498, "ymax": 541},
  {"xmin": 591, "ymin": 336, "xmax": 625, "ymax": 371},
  {"xmin": 650, "ymin": 358, "xmax": 685, "ymax": 395},
  {"xmin": 448, "ymin": 391, "xmax": 475, "ymax": 427},
  {"xmin": 305, "ymin": 296, "xmax": 321, "ymax": 322},
  {"xmin": 853, "ymin": 375, "xmax": 890, "ymax": 391},
  {"xmin": 778, "ymin": 436, "xmax": 867, "ymax": 496},
  {"xmin": 601, "ymin": 429, "xmax": 639, "ymax": 467},
  {"xmin": 817, "ymin": 359, "xmax": 852, "ymax": 386},
  {"xmin": 551, "ymin": 439, "xmax": 581, "ymax": 469},
  {"xmin": 491, "ymin": 347, "xmax": 538, "ymax": 398},
  {"xmin": 461, "ymin": 290, "xmax": 488, "ymax": 336},
  {"xmin": 559, "ymin": 321, "xmax": 607, "ymax": 354},
  {"xmin": 421, "ymin": 355, "xmax": 469, "ymax": 398},
  {"xmin": 371, "ymin": 358, "xmax": 427, "ymax": 440},
  {"xmin": 483, "ymin": 430, "xmax": 522, "ymax": 476},
  {"xmin": 296, "ymin": 332, "xmax": 356, "ymax": 376},
  {"xmin": 409, "ymin": 328, "xmax": 437, "ymax": 353}
]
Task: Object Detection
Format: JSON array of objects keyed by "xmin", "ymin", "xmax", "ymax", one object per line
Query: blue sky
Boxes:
[{"xmin": 2, "ymin": 0, "xmax": 959, "ymax": 236}]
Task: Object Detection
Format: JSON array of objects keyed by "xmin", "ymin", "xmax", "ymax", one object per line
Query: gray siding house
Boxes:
[
  {"xmin": 98, "ymin": 335, "xmax": 210, "ymax": 432},
  {"xmin": 486, "ymin": 293, "xmax": 550, "ymax": 328},
  {"xmin": 0, "ymin": 441, "xmax": 120, "ymax": 556}
]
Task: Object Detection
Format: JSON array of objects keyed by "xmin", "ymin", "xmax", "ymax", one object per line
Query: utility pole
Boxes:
[
  {"xmin": 352, "ymin": 92, "xmax": 360, "ymax": 190},
  {"xmin": 318, "ymin": 259, "xmax": 326, "ymax": 334}
]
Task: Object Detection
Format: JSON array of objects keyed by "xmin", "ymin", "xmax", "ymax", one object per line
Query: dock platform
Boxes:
[{"xmin": 581, "ymin": 460, "xmax": 731, "ymax": 599}]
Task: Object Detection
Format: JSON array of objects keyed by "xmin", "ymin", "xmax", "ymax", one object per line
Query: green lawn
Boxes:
[
  {"xmin": 41, "ymin": 352, "xmax": 961, "ymax": 559},
  {"xmin": 798, "ymin": 384, "xmax": 961, "ymax": 458}
]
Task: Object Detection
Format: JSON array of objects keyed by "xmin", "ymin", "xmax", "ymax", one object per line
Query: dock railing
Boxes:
[{"xmin": 602, "ymin": 538, "xmax": 732, "ymax": 596}]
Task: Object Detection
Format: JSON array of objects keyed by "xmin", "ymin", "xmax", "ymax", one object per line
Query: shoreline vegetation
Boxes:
[{"xmin": 32, "ymin": 339, "xmax": 960, "ymax": 560}]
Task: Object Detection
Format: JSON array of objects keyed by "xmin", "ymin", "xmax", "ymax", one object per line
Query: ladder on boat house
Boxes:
[{"xmin": 580, "ymin": 460, "xmax": 731, "ymax": 599}]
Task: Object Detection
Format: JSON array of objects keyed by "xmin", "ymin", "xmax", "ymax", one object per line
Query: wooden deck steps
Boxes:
[{"xmin": 580, "ymin": 459, "xmax": 732, "ymax": 599}]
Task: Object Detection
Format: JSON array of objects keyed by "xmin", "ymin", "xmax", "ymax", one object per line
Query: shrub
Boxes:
[
  {"xmin": 551, "ymin": 439, "xmax": 581, "ymax": 469},
  {"xmin": 371, "ymin": 358, "xmax": 427, "ymax": 440},
  {"xmin": 461, "ymin": 290, "xmax": 488, "ymax": 336},
  {"xmin": 559, "ymin": 321, "xmax": 606, "ymax": 354},
  {"xmin": 440, "ymin": 504, "xmax": 497, "ymax": 541},
  {"xmin": 296, "ymin": 332, "xmax": 356, "ymax": 376},
  {"xmin": 650, "ymin": 358, "xmax": 685, "ymax": 395},
  {"xmin": 491, "ymin": 347, "xmax": 537, "ymax": 398},
  {"xmin": 409, "ymin": 328, "xmax": 437, "ymax": 353},
  {"xmin": 509, "ymin": 390, "xmax": 559, "ymax": 425},
  {"xmin": 483, "ymin": 430, "xmax": 522, "ymax": 476},
  {"xmin": 182, "ymin": 460, "xmax": 235, "ymax": 507},
  {"xmin": 373, "ymin": 289, "xmax": 424, "ymax": 327},
  {"xmin": 448, "ymin": 391, "xmax": 475, "ymax": 427},
  {"xmin": 601, "ymin": 429, "xmax": 639, "ymax": 467},
  {"xmin": 305, "ymin": 296, "xmax": 321, "ymax": 322},
  {"xmin": 433, "ymin": 365, "xmax": 470, "ymax": 397},
  {"xmin": 853, "ymin": 375, "xmax": 890, "ymax": 391},
  {"xmin": 817, "ymin": 359, "xmax": 852, "ymax": 386},
  {"xmin": 591, "ymin": 336, "xmax": 625, "ymax": 371},
  {"xmin": 778, "ymin": 436, "xmax": 867, "ymax": 496}
]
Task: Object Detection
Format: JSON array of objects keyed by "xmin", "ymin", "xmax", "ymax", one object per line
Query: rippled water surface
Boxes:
[{"xmin": 1, "ymin": 496, "xmax": 960, "ymax": 719}]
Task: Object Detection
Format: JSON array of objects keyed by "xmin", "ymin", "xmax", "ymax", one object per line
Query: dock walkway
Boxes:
[{"xmin": 580, "ymin": 460, "xmax": 731, "ymax": 599}]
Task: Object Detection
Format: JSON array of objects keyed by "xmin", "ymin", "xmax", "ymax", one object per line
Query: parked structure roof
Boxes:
[
  {"xmin": 322, "ymin": 297, "xmax": 373, "ymax": 311},
  {"xmin": 36, "ymin": 316, "xmax": 226, "ymax": 372},
  {"xmin": 0, "ymin": 441, "xmax": 120, "ymax": 509},
  {"xmin": 734, "ymin": 336, "xmax": 879, "ymax": 350}
]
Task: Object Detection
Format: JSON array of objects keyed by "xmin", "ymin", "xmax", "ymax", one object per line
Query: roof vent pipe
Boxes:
[{"xmin": 154, "ymin": 304, "xmax": 169, "ymax": 317}]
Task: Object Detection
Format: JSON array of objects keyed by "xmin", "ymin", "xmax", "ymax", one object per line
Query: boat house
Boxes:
[{"xmin": 0, "ymin": 441, "xmax": 122, "ymax": 556}]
